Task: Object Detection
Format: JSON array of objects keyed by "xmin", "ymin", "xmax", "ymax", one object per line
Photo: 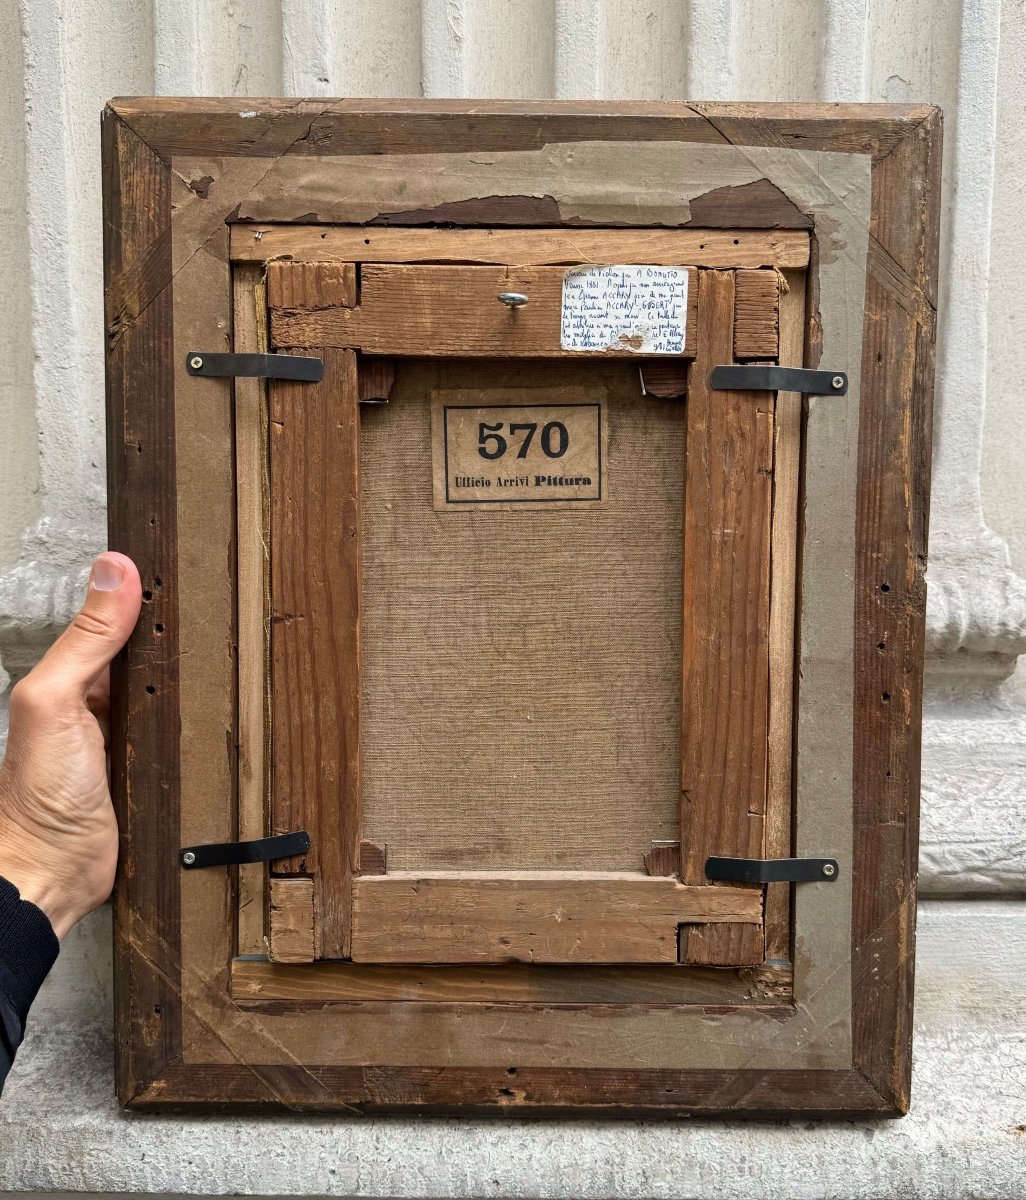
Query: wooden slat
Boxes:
[
  {"xmin": 233, "ymin": 264, "xmax": 271, "ymax": 957},
  {"xmin": 232, "ymin": 958, "xmax": 791, "ymax": 1006},
  {"xmin": 266, "ymin": 260, "xmax": 357, "ymax": 309},
  {"xmin": 268, "ymin": 879, "xmax": 316, "ymax": 964},
  {"xmin": 232, "ymin": 226, "xmax": 811, "ymax": 269},
  {"xmin": 643, "ymin": 841, "xmax": 682, "ymax": 876},
  {"xmin": 350, "ymin": 872, "xmax": 762, "ymax": 965},
  {"xmin": 112, "ymin": 96, "xmax": 929, "ymax": 164},
  {"xmin": 734, "ymin": 269, "xmax": 780, "ymax": 359},
  {"xmin": 851, "ymin": 109, "xmax": 941, "ymax": 1113},
  {"xmin": 357, "ymin": 356, "xmax": 397, "ymax": 404},
  {"xmin": 680, "ymin": 270, "xmax": 773, "ymax": 967},
  {"xmin": 358, "ymin": 840, "xmax": 388, "ymax": 875},
  {"xmin": 103, "ymin": 109, "xmax": 180, "ymax": 1106},
  {"xmin": 764, "ymin": 267, "xmax": 807, "ymax": 964},
  {"xmin": 639, "ymin": 361, "xmax": 688, "ymax": 399},
  {"xmin": 270, "ymin": 264, "xmax": 698, "ymax": 358},
  {"xmin": 269, "ymin": 347, "xmax": 361, "ymax": 959}
]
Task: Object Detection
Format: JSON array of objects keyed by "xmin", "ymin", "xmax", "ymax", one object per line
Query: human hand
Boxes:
[{"xmin": 0, "ymin": 553, "xmax": 142, "ymax": 937}]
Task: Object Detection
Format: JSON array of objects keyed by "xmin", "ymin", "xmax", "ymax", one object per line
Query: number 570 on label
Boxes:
[{"xmin": 478, "ymin": 420, "xmax": 570, "ymax": 461}]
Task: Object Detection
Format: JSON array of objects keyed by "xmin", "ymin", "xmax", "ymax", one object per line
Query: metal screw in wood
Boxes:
[
  {"xmin": 498, "ymin": 291, "xmax": 529, "ymax": 307},
  {"xmin": 822, "ymin": 862, "xmax": 836, "ymax": 877},
  {"xmin": 182, "ymin": 851, "xmax": 196, "ymax": 866},
  {"xmin": 190, "ymin": 356, "xmax": 203, "ymax": 370}
]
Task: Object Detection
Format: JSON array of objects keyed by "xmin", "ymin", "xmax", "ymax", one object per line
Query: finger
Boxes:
[{"xmin": 30, "ymin": 553, "xmax": 143, "ymax": 697}]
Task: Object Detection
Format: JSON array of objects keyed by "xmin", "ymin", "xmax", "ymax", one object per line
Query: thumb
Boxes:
[{"xmin": 32, "ymin": 553, "xmax": 143, "ymax": 695}]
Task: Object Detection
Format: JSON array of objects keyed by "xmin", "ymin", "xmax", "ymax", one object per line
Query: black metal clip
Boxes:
[
  {"xmin": 180, "ymin": 830, "xmax": 311, "ymax": 870},
  {"xmin": 709, "ymin": 366, "xmax": 848, "ymax": 395},
  {"xmin": 705, "ymin": 856, "xmax": 839, "ymax": 884},
  {"xmin": 185, "ymin": 352, "xmax": 324, "ymax": 382}
]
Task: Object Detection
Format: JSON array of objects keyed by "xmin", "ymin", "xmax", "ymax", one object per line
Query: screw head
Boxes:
[
  {"xmin": 498, "ymin": 291, "xmax": 530, "ymax": 308},
  {"xmin": 831, "ymin": 375, "xmax": 845, "ymax": 390},
  {"xmin": 189, "ymin": 356, "xmax": 203, "ymax": 370},
  {"xmin": 182, "ymin": 850, "xmax": 197, "ymax": 867},
  {"xmin": 822, "ymin": 862, "xmax": 836, "ymax": 878}
]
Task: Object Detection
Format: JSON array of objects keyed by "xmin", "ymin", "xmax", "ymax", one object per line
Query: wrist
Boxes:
[{"xmin": 0, "ymin": 836, "xmax": 77, "ymax": 939}]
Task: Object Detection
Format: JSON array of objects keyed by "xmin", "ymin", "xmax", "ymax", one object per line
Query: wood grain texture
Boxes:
[
  {"xmin": 270, "ymin": 264, "xmax": 698, "ymax": 358},
  {"xmin": 734, "ymin": 269, "xmax": 780, "ymax": 359},
  {"xmin": 111, "ymin": 97, "xmax": 931, "ymax": 163},
  {"xmin": 129, "ymin": 1061, "xmax": 892, "ymax": 1116},
  {"xmin": 266, "ymin": 260, "xmax": 356, "ymax": 309},
  {"xmin": 103, "ymin": 109, "xmax": 180, "ymax": 1108},
  {"xmin": 639, "ymin": 361, "xmax": 688, "ymax": 399},
  {"xmin": 680, "ymin": 270, "xmax": 772, "ymax": 967},
  {"xmin": 358, "ymin": 840, "xmax": 387, "ymax": 875},
  {"xmin": 231, "ymin": 958, "xmax": 787, "ymax": 1006},
  {"xmin": 231, "ymin": 226, "xmax": 811, "ymax": 269},
  {"xmin": 106, "ymin": 100, "xmax": 937, "ymax": 1116},
  {"xmin": 764, "ymin": 267, "xmax": 806, "ymax": 965},
  {"xmin": 233, "ymin": 263, "xmax": 271, "ymax": 957},
  {"xmin": 852, "ymin": 108, "xmax": 941, "ymax": 1113},
  {"xmin": 357, "ymin": 357, "xmax": 397, "ymax": 405},
  {"xmin": 350, "ymin": 872, "xmax": 762, "ymax": 964},
  {"xmin": 644, "ymin": 841, "xmax": 682, "ymax": 877},
  {"xmin": 269, "ymin": 347, "xmax": 361, "ymax": 959},
  {"xmin": 268, "ymin": 879, "xmax": 316, "ymax": 964}
]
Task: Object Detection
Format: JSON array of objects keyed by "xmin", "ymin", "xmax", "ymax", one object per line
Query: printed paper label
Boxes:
[
  {"xmin": 431, "ymin": 391, "xmax": 606, "ymax": 512},
  {"xmin": 560, "ymin": 265, "xmax": 689, "ymax": 355}
]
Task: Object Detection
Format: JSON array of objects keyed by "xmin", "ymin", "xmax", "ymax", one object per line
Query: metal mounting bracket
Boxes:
[
  {"xmin": 180, "ymin": 830, "xmax": 311, "ymax": 870},
  {"xmin": 185, "ymin": 352, "xmax": 324, "ymax": 382},
  {"xmin": 705, "ymin": 856, "xmax": 839, "ymax": 883},
  {"xmin": 709, "ymin": 366, "xmax": 848, "ymax": 395}
]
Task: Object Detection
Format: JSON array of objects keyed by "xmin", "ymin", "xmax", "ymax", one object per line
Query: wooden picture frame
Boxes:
[{"xmin": 103, "ymin": 99, "xmax": 940, "ymax": 1116}]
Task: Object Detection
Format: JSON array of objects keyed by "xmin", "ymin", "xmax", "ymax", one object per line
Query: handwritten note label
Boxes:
[{"xmin": 560, "ymin": 265, "xmax": 689, "ymax": 355}]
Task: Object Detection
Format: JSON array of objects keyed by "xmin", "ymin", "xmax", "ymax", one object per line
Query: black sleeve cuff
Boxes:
[{"xmin": 0, "ymin": 875, "xmax": 59, "ymax": 1024}]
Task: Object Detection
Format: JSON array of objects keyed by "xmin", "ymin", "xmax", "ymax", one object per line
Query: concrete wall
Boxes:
[{"xmin": 1, "ymin": 1, "xmax": 1025, "ymax": 1195}]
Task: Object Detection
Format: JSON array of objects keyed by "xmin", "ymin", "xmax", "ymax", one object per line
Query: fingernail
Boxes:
[{"xmin": 90, "ymin": 555, "xmax": 124, "ymax": 592}]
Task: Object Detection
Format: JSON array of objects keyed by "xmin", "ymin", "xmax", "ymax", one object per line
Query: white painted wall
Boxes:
[{"xmin": 0, "ymin": 1, "xmax": 1024, "ymax": 1195}]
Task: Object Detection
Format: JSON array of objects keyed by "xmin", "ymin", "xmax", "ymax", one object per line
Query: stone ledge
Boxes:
[{"xmin": 0, "ymin": 901, "xmax": 1024, "ymax": 1198}]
